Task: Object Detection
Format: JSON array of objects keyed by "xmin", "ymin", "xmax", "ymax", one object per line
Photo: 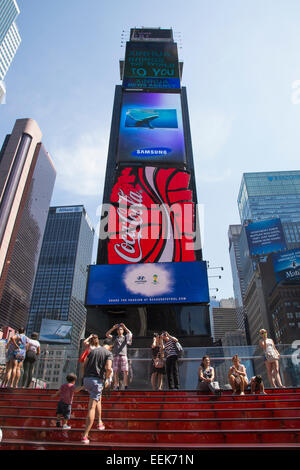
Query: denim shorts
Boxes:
[
  {"xmin": 83, "ymin": 377, "xmax": 104, "ymax": 402},
  {"xmin": 56, "ymin": 401, "xmax": 72, "ymax": 420}
]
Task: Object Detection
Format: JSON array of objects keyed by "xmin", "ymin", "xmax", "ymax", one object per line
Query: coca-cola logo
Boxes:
[
  {"xmin": 114, "ymin": 188, "xmax": 144, "ymax": 262},
  {"xmin": 108, "ymin": 167, "xmax": 198, "ymax": 264}
]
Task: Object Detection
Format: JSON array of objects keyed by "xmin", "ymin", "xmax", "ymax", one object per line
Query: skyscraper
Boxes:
[
  {"xmin": 0, "ymin": 0, "xmax": 21, "ymax": 102},
  {"xmin": 229, "ymin": 170, "xmax": 300, "ymax": 344},
  {"xmin": 27, "ymin": 205, "xmax": 95, "ymax": 350},
  {"xmin": 211, "ymin": 298, "xmax": 239, "ymax": 344},
  {"xmin": 0, "ymin": 118, "xmax": 56, "ymax": 330},
  {"xmin": 228, "ymin": 225, "xmax": 245, "ymax": 316},
  {"xmin": 238, "ymin": 171, "xmax": 300, "ymax": 224},
  {"xmin": 85, "ymin": 27, "xmax": 211, "ymax": 347}
]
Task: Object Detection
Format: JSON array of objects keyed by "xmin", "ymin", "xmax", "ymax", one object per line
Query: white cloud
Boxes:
[
  {"xmin": 191, "ymin": 109, "xmax": 234, "ymax": 162},
  {"xmin": 196, "ymin": 168, "xmax": 232, "ymax": 183},
  {"xmin": 52, "ymin": 131, "xmax": 108, "ymax": 197},
  {"xmin": 123, "ymin": 264, "xmax": 174, "ymax": 297}
]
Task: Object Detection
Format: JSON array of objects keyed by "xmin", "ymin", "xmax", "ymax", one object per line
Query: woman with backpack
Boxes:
[
  {"xmin": 21, "ymin": 332, "xmax": 40, "ymax": 388},
  {"xmin": 5, "ymin": 328, "xmax": 28, "ymax": 388}
]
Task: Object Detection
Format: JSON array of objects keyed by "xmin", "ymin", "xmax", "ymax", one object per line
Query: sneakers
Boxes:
[
  {"xmin": 62, "ymin": 424, "xmax": 71, "ymax": 430},
  {"xmin": 81, "ymin": 436, "xmax": 90, "ymax": 444},
  {"xmin": 97, "ymin": 423, "xmax": 105, "ymax": 430}
]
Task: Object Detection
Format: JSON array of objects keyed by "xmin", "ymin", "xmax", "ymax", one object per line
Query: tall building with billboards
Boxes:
[
  {"xmin": 0, "ymin": 118, "xmax": 56, "ymax": 330},
  {"xmin": 27, "ymin": 205, "xmax": 95, "ymax": 350},
  {"xmin": 85, "ymin": 27, "xmax": 212, "ymax": 347},
  {"xmin": 0, "ymin": 0, "xmax": 21, "ymax": 103},
  {"xmin": 238, "ymin": 171, "xmax": 300, "ymax": 248},
  {"xmin": 229, "ymin": 171, "xmax": 300, "ymax": 344}
]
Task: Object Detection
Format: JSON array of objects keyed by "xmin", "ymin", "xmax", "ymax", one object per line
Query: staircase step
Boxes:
[
  {"xmin": 0, "ymin": 398, "xmax": 299, "ymax": 410},
  {"xmin": 1, "ymin": 438, "xmax": 300, "ymax": 451},
  {"xmin": 0, "ymin": 388, "xmax": 299, "ymax": 450},
  {"xmin": 1, "ymin": 390, "xmax": 300, "ymax": 402},
  {"xmin": 1, "ymin": 425, "xmax": 300, "ymax": 445},
  {"xmin": 1, "ymin": 415, "xmax": 300, "ymax": 430},
  {"xmin": 1, "ymin": 405, "xmax": 300, "ymax": 420}
]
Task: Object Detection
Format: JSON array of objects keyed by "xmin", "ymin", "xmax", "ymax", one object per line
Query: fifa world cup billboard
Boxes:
[{"xmin": 86, "ymin": 261, "xmax": 209, "ymax": 306}]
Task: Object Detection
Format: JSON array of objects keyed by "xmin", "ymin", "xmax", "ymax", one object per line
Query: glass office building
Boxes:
[
  {"xmin": 0, "ymin": 119, "xmax": 56, "ymax": 330},
  {"xmin": 27, "ymin": 206, "xmax": 95, "ymax": 350},
  {"xmin": 0, "ymin": 0, "xmax": 19, "ymax": 43},
  {"xmin": 0, "ymin": 0, "xmax": 21, "ymax": 101},
  {"xmin": 238, "ymin": 171, "xmax": 300, "ymax": 224},
  {"xmin": 230, "ymin": 171, "xmax": 300, "ymax": 344},
  {"xmin": 238, "ymin": 171, "xmax": 300, "ymax": 252}
]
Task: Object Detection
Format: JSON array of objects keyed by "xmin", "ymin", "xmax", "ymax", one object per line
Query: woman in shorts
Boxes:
[
  {"xmin": 228, "ymin": 354, "xmax": 249, "ymax": 395},
  {"xmin": 259, "ymin": 329, "xmax": 284, "ymax": 388},
  {"xmin": 5, "ymin": 328, "xmax": 28, "ymax": 388}
]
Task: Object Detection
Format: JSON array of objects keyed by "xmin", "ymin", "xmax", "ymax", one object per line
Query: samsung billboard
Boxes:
[
  {"xmin": 272, "ymin": 248, "xmax": 300, "ymax": 284},
  {"xmin": 85, "ymin": 261, "xmax": 209, "ymax": 306},
  {"xmin": 245, "ymin": 218, "xmax": 286, "ymax": 257},
  {"xmin": 117, "ymin": 92, "xmax": 186, "ymax": 165}
]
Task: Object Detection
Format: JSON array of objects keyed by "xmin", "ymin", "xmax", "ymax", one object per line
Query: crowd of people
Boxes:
[
  {"xmin": 101, "ymin": 327, "xmax": 285, "ymax": 394},
  {"xmin": 0, "ymin": 328, "xmax": 40, "ymax": 388},
  {"xmin": 0, "ymin": 325, "xmax": 286, "ymax": 394},
  {"xmin": 0, "ymin": 324, "xmax": 287, "ymax": 444}
]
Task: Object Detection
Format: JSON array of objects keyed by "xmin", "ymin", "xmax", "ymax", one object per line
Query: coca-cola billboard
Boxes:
[{"xmin": 107, "ymin": 166, "xmax": 198, "ymax": 264}]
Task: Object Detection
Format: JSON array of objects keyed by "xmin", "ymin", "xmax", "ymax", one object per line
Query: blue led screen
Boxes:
[
  {"xmin": 272, "ymin": 248, "xmax": 300, "ymax": 283},
  {"xmin": 117, "ymin": 92, "xmax": 186, "ymax": 164},
  {"xmin": 85, "ymin": 261, "xmax": 209, "ymax": 306},
  {"xmin": 123, "ymin": 41, "xmax": 180, "ymax": 90},
  {"xmin": 245, "ymin": 218, "xmax": 287, "ymax": 256}
]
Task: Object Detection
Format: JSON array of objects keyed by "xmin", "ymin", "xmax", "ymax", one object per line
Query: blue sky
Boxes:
[{"xmin": 1, "ymin": 0, "xmax": 300, "ymax": 300}]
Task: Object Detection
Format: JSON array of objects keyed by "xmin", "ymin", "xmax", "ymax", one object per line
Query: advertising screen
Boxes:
[
  {"xmin": 245, "ymin": 218, "xmax": 286, "ymax": 256},
  {"xmin": 130, "ymin": 29, "xmax": 173, "ymax": 42},
  {"xmin": 117, "ymin": 92, "xmax": 186, "ymax": 164},
  {"xmin": 85, "ymin": 261, "xmax": 209, "ymax": 306},
  {"xmin": 272, "ymin": 248, "xmax": 300, "ymax": 284},
  {"xmin": 39, "ymin": 319, "xmax": 73, "ymax": 344},
  {"xmin": 107, "ymin": 166, "xmax": 197, "ymax": 264},
  {"xmin": 123, "ymin": 41, "xmax": 180, "ymax": 90}
]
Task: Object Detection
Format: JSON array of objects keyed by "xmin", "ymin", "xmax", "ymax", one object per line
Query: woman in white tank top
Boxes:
[{"xmin": 259, "ymin": 329, "xmax": 284, "ymax": 388}]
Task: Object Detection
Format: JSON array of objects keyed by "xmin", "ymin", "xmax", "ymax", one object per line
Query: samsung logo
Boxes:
[{"xmin": 132, "ymin": 147, "xmax": 172, "ymax": 157}]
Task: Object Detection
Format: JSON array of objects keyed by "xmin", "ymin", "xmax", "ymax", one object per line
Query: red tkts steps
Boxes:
[{"xmin": 0, "ymin": 388, "xmax": 299, "ymax": 450}]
